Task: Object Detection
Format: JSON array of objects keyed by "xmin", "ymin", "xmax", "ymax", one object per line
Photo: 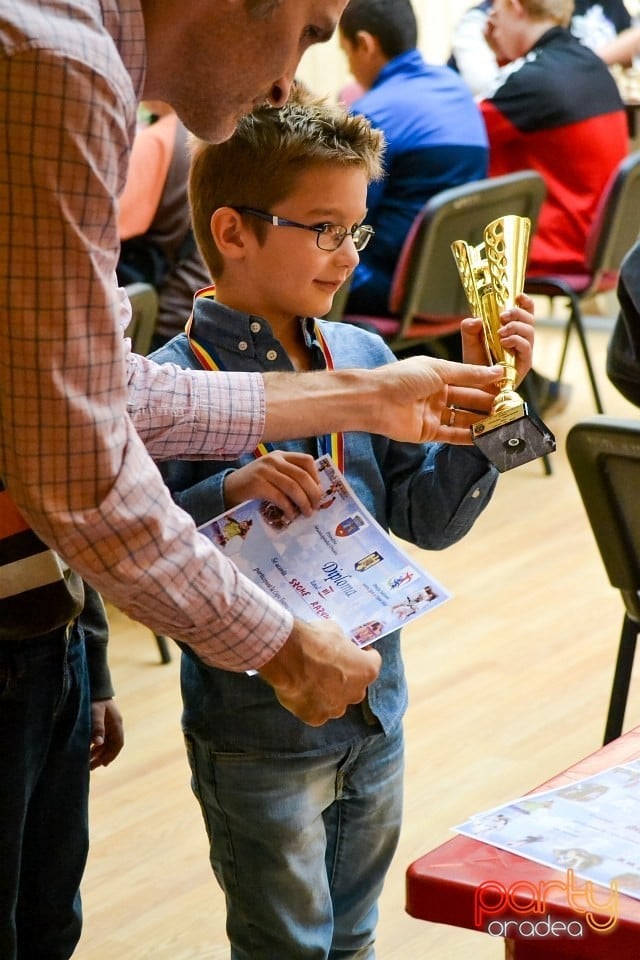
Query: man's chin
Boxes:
[{"xmin": 176, "ymin": 108, "xmax": 242, "ymax": 144}]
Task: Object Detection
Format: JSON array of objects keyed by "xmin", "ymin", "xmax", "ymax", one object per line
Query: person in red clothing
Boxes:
[
  {"xmin": 479, "ymin": 0, "xmax": 628, "ymax": 413},
  {"xmin": 480, "ymin": 0, "xmax": 628, "ymax": 278}
]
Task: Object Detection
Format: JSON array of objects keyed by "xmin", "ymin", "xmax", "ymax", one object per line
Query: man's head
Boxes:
[
  {"xmin": 140, "ymin": 0, "xmax": 349, "ymax": 143},
  {"xmin": 338, "ymin": 0, "xmax": 418, "ymax": 90},
  {"xmin": 488, "ymin": 0, "xmax": 574, "ymax": 63},
  {"xmin": 188, "ymin": 87, "xmax": 384, "ymax": 321}
]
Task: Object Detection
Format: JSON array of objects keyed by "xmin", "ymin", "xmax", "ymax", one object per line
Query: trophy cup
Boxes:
[{"xmin": 451, "ymin": 215, "xmax": 556, "ymax": 472}]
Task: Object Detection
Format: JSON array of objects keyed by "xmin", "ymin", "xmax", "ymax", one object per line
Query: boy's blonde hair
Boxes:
[
  {"xmin": 189, "ymin": 86, "xmax": 385, "ymax": 279},
  {"xmin": 521, "ymin": 0, "xmax": 574, "ymax": 26}
]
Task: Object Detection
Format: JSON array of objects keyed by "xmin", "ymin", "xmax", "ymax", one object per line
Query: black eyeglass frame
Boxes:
[{"xmin": 232, "ymin": 206, "xmax": 375, "ymax": 252}]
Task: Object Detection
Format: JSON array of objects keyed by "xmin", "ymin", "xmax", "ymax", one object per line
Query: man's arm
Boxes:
[
  {"xmin": 262, "ymin": 357, "xmax": 503, "ymax": 446},
  {"xmin": 0, "ymin": 40, "xmax": 500, "ymax": 727}
]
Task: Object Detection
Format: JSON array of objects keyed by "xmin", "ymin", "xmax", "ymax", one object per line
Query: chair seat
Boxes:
[
  {"xmin": 343, "ymin": 313, "xmax": 463, "ymax": 341},
  {"xmin": 525, "ymin": 270, "xmax": 618, "ymax": 298}
]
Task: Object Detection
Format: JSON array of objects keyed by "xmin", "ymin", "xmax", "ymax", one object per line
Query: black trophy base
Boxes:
[{"xmin": 472, "ymin": 403, "xmax": 556, "ymax": 473}]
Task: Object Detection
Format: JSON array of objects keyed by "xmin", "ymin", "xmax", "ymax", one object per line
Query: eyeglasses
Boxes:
[{"xmin": 233, "ymin": 206, "xmax": 375, "ymax": 252}]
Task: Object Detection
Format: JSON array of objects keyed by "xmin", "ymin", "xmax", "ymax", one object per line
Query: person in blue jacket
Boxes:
[
  {"xmin": 150, "ymin": 86, "xmax": 536, "ymax": 959},
  {"xmin": 338, "ymin": 0, "xmax": 489, "ymax": 317}
]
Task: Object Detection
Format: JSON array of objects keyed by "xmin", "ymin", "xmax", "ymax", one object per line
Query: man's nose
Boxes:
[{"xmin": 266, "ymin": 76, "xmax": 294, "ymax": 108}]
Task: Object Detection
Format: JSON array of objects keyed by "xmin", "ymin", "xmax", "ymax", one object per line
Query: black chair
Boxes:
[
  {"xmin": 124, "ymin": 282, "xmax": 172, "ymax": 664},
  {"xmin": 566, "ymin": 416, "xmax": 640, "ymax": 744},
  {"xmin": 335, "ymin": 170, "xmax": 547, "ymax": 356},
  {"xmin": 124, "ymin": 281, "xmax": 159, "ymax": 356},
  {"xmin": 526, "ymin": 151, "xmax": 640, "ymax": 415}
]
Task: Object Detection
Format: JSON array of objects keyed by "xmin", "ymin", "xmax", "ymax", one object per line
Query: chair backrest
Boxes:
[
  {"xmin": 124, "ymin": 282, "xmax": 159, "ymax": 356},
  {"xmin": 566, "ymin": 416, "xmax": 640, "ymax": 623},
  {"xmin": 389, "ymin": 170, "xmax": 546, "ymax": 340},
  {"xmin": 585, "ymin": 151, "xmax": 640, "ymax": 281}
]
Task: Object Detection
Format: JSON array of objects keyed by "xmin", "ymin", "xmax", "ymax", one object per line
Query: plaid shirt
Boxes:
[{"xmin": 0, "ymin": 0, "xmax": 292, "ymax": 668}]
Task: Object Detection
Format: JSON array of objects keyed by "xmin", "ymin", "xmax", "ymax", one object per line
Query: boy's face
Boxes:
[{"xmin": 233, "ymin": 164, "xmax": 368, "ymax": 327}]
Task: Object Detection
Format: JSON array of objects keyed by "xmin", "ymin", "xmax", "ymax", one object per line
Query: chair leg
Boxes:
[
  {"xmin": 603, "ymin": 614, "xmax": 638, "ymax": 745},
  {"xmin": 565, "ymin": 301, "xmax": 604, "ymax": 414},
  {"xmin": 556, "ymin": 302, "xmax": 573, "ymax": 383},
  {"xmin": 154, "ymin": 633, "xmax": 172, "ymax": 665}
]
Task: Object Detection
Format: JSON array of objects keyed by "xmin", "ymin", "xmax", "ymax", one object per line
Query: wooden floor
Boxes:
[{"xmin": 78, "ymin": 316, "xmax": 640, "ymax": 959}]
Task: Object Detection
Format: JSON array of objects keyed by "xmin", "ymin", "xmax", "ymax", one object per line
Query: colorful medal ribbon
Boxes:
[{"xmin": 186, "ymin": 286, "xmax": 344, "ymax": 470}]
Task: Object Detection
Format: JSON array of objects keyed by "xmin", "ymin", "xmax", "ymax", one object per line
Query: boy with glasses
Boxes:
[{"xmin": 150, "ymin": 88, "xmax": 536, "ymax": 958}]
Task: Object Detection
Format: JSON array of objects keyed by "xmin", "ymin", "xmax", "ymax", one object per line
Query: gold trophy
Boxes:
[{"xmin": 451, "ymin": 215, "xmax": 556, "ymax": 472}]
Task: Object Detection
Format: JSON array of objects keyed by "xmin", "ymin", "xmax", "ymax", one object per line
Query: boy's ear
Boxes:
[
  {"xmin": 355, "ymin": 30, "xmax": 379, "ymax": 56},
  {"xmin": 210, "ymin": 207, "xmax": 248, "ymax": 260}
]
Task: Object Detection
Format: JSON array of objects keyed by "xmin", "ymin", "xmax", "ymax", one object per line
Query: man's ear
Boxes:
[{"xmin": 211, "ymin": 207, "xmax": 247, "ymax": 260}]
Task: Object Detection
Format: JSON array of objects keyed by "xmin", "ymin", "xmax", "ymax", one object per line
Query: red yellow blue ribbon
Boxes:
[{"xmin": 186, "ymin": 286, "xmax": 344, "ymax": 471}]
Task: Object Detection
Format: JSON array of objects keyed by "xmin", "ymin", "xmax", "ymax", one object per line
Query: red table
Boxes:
[{"xmin": 406, "ymin": 726, "xmax": 640, "ymax": 958}]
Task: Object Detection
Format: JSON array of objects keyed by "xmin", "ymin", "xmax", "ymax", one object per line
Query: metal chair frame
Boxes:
[{"xmin": 567, "ymin": 416, "xmax": 640, "ymax": 744}]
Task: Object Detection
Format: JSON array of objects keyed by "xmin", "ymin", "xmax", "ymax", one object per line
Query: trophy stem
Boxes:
[
  {"xmin": 494, "ymin": 361, "xmax": 521, "ymax": 413},
  {"xmin": 450, "ymin": 215, "xmax": 556, "ymax": 472}
]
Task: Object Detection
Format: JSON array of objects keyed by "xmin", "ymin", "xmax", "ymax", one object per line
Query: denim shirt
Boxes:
[{"xmin": 150, "ymin": 297, "xmax": 498, "ymax": 756}]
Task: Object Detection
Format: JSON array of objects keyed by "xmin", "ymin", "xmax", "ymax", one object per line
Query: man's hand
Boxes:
[
  {"xmin": 90, "ymin": 698, "xmax": 125, "ymax": 769},
  {"xmin": 368, "ymin": 355, "xmax": 504, "ymax": 444},
  {"xmin": 263, "ymin": 356, "xmax": 503, "ymax": 446},
  {"xmin": 258, "ymin": 619, "xmax": 381, "ymax": 726}
]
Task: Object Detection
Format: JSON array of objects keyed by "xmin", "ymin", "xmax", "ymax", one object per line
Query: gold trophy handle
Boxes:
[{"xmin": 483, "ymin": 216, "xmax": 531, "ymax": 405}]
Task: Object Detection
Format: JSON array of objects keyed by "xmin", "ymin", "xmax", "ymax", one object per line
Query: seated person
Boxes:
[
  {"xmin": 338, "ymin": 0, "xmax": 489, "ymax": 317},
  {"xmin": 117, "ymin": 101, "xmax": 209, "ymax": 350},
  {"xmin": 451, "ymin": 0, "xmax": 640, "ymax": 101},
  {"xmin": 149, "ymin": 87, "xmax": 536, "ymax": 959},
  {"xmin": 479, "ymin": 0, "xmax": 628, "ymax": 413},
  {"xmin": 480, "ymin": 0, "xmax": 628, "ymax": 278}
]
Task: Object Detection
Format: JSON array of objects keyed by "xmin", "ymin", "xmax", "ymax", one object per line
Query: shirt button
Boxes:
[
  {"xmin": 471, "ymin": 488, "xmax": 481, "ymax": 499},
  {"xmin": 266, "ymin": 349, "xmax": 278, "ymax": 361},
  {"xmin": 238, "ymin": 341, "xmax": 248, "ymax": 351},
  {"xmin": 250, "ymin": 321, "xmax": 261, "ymax": 333}
]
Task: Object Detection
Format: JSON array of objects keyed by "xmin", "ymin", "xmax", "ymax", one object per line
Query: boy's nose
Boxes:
[{"xmin": 337, "ymin": 235, "xmax": 360, "ymax": 269}]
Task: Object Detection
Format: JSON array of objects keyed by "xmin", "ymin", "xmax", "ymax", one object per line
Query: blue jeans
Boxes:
[
  {"xmin": 0, "ymin": 625, "xmax": 90, "ymax": 960},
  {"xmin": 185, "ymin": 725, "xmax": 404, "ymax": 960}
]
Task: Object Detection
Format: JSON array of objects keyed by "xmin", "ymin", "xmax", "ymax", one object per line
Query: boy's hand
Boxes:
[
  {"xmin": 90, "ymin": 698, "xmax": 124, "ymax": 769},
  {"xmin": 259, "ymin": 619, "xmax": 381, "ymax": 726},
  {"xmin": 224, "ymin": 451, "xmax": 322, "ymax": 520},
  {"xmin": 460, "ymin": 292, "xmax": 535, "ymax": 387}
]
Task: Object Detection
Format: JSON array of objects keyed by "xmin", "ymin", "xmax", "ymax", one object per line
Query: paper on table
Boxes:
[
  {"xmin": 198, "ymin": 455, "xmax": 451, "ymax": 649},
  {"xmin": 454, "ymin": 759, "xmax": 640, "ymax": 900}
]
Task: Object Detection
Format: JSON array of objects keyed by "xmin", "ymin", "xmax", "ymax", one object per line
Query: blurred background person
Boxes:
[
  {"xmin": 450, "ymin": 0, "xmax": 640, "ymax": 101},
  {"xmin": 479, "ymin": 0, "xmax": 629, "ymax": 413},
  {"xmin": 117, "ymin": 102, "xmax": 209, "ymax": 351},
  {"xmin": 338, "ymin": 0, "xmax": 489, "ymax": 319}
]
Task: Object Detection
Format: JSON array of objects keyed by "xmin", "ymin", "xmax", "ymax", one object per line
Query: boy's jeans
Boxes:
[
  {"xmin": 0, "ymin": 626, "xmax": 90, "ymax": 960},
  {"xmin": 185, "ymin": 724, "xmax": 404, "ymax": 960}
]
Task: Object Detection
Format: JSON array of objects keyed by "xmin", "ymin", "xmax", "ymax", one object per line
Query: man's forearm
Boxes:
[
  {"xmin": 263, "ymin": 357, "xmax": 503, "ymax": 447},
  {"xmin": 262, "ymin": 369, "xmax": 378, "ymax": 440}
]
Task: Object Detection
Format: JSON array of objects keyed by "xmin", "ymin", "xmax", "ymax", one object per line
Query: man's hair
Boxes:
[
  {"xmin": 189, "ymin": 86, "xmax": 384, "ymax": 279},
  {"xmin": 339, "ymin": 0, "xmax": 418, "ymax": 59},
  {"xmin": 521, "ymin": 0, "xmax": 574, "ymax": 25}
]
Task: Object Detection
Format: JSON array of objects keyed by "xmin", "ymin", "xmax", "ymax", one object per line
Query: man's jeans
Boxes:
[
  {"xmin": 185, "ymin": 724, "xmax": 404, "ymax": 960},
  {"xmin": 0, "ymin": 625, "xmax": 90, "ymax": 960}
]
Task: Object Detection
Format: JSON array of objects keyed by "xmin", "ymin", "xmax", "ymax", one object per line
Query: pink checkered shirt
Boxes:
[{"xmin": 0, "ymin": 0, "xmax": 293, "ymax": 668}]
